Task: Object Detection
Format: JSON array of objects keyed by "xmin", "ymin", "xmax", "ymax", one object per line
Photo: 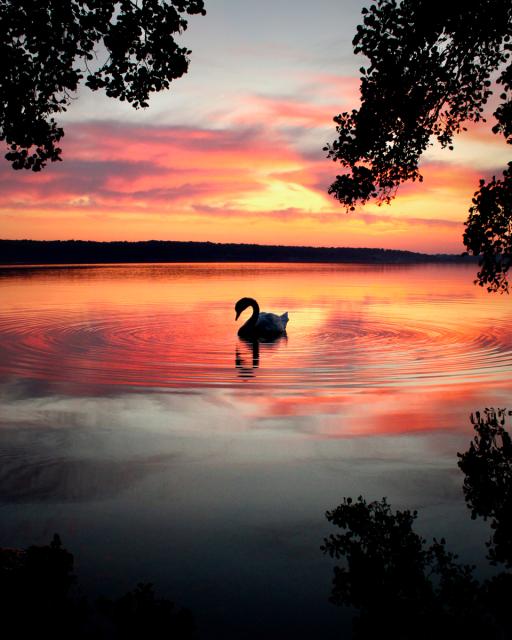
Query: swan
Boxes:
[{"xmin": 235, "ymin": 297, "xmax": 289, "ymax": 339}]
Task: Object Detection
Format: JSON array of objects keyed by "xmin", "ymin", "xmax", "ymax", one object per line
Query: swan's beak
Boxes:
[{"xmin": 235, "ymin": 310, "xmax": 241, "ymax": 321}]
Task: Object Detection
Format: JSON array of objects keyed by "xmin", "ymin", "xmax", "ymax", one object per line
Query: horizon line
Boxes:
[{"xmin": 0, "ymin": 238, "xmax": 467, "ymax": 258}]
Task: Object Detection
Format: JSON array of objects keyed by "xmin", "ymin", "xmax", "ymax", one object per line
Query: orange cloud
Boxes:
[{"xmin": 0, "ymin": 98, "xmax": 497, "ymax": 252}]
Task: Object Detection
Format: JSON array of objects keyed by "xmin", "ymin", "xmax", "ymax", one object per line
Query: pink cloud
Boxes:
[{"xmin": 0, "ymin": 111, "xmax": 491, "ymax": 252}]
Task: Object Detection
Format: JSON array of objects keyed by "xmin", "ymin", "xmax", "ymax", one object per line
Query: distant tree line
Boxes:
[{"xmin": 0, "ymin": 239, "xmax": 477, "ymax": 265}]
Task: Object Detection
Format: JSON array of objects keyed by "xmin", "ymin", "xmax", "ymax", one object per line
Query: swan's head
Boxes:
[{"xmin": 235, "ymin": 297, "xmax": 255, "ymax": 321}]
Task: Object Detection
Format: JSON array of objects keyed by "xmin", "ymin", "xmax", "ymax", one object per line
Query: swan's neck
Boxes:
[{"xmin": 244, "ymin": 299, "xmax": 260, "ymax": 327}]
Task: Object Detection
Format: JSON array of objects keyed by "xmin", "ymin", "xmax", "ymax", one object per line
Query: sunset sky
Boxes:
[{"xmin": 1, "ymin": 0, "xmax": 509, "ymax": 253}]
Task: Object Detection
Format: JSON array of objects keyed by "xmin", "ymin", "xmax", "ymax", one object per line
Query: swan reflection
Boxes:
[{"xmin": 235, "ymin": 336, "xmax": 287, "ymax": 379}]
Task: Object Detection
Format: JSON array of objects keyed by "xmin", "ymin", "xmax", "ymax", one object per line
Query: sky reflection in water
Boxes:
[{"xmin": 0, "ymin": 263, "xmax": 511, "ymax": 637}]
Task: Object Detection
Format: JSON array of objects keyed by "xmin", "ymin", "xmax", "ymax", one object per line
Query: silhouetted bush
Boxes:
[
  {"xmin": 0, "ymin": 534, "xmax": 195, "ymax": 639},
  {"xmin": 458, "ymin": 408, "xmax": 512, "ymax": 567},
  {"xmin": 322, "ymin": 408, "xmax": 512, "ymax": 638}
]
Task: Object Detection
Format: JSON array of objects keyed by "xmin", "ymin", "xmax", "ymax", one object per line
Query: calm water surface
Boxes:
[{"xmin": 0, "ymin": 263, "xmax": 511, "ymax": 637}]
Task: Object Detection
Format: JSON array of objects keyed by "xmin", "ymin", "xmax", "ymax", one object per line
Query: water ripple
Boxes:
[{"xmin": 1, "ymin": 305, "xmax": 511, "ymax": 392}]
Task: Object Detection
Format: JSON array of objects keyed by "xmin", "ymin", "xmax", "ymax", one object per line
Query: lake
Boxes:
[{"xmin": 1, "ymin": 262, "xmax": 511, "ymax": 638}]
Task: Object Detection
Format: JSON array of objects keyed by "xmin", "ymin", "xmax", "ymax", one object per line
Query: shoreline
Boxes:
[{"xmin": 0, "ymin": 239, "xmax": 476, "ymax": 266}]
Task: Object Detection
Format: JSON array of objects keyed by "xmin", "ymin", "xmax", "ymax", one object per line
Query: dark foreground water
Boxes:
[{"xmin": 0, "ymin": 263, "xmax": 511, "ymax": 637}]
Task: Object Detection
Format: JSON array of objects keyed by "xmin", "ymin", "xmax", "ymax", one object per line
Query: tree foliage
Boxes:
[
  {"xmin": 326, "ymin": 0, "xmax": 512, "ymax": 291},
  {"xmin": 0, "ymin": 534, "xmax": 196, "ymax": 638},
  {"xmin": 321, "ymin": 497, "xmax": 483, "ymax": 638},
  {"xmin": 0, "ymin": 0, "xmax": 205, "ymax": 171},
  {"xmin": 323, "ymin": 409, "xmax": 512, "ymax": 638},
  {"xmin": 458, "ymin": 408, "xmax": 512, "ymax": 567}
]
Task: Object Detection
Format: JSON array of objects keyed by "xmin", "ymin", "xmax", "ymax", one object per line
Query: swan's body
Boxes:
[{"xmin": 235, "ymin": 297, "xmax": 289, "ymax": 339}]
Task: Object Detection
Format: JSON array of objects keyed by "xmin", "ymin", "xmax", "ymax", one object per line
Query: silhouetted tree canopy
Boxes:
[
  {"xmin": 321, "ymin": 497, "xmax": 485, "ymax": 639},
  {"xmin": 0, "ymin": 0, "xmax": 206, "ymax": 171},
  {"xmin": 458, "ymin": 408, "xmax": 512, "ymax": 567},
  {"xmin": 326, "ymin": 0, "xmax": 512, "ymax": 292},
  {"xmin": 0, "ymin": 534, "xmax": 196, "ymax": 639},
  {"xmin": 322, "ymin": 409, "xmax": 512, "ymax": 638}
]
